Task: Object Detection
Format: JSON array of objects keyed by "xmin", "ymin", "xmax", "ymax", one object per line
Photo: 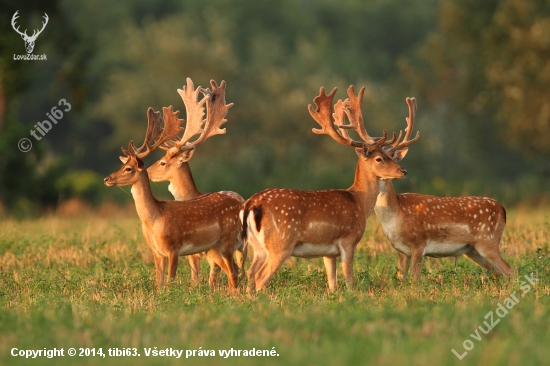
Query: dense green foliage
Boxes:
[{"xmin": 1, "ymin": 0, "xmax": 550, "ymax": 212}]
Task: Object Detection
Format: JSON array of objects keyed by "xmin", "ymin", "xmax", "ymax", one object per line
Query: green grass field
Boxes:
[{"xmin": 0, "ymin": 206, "xmax": 549, "ymax": 366}]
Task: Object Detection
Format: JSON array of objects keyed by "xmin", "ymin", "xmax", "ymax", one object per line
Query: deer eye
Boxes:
[
  {"xmin": 125, "ymin": 167, "xmax": 132, "ymax": 172},
  {"xmin": 375, "ymin": 157, "xmax": 383, "ymax": 163},
  {"xmin": 160, "ymin": 161, "xmax": 166, "ymax": 166}
]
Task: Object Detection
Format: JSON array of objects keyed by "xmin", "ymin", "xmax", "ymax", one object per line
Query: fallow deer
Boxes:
[
  {"xmin": 104, "ymin": 97, "xmax": 240, "ymax": 289},
  {"xmin": 147, "ymin": 78, "xmax": 246, "ymax": 285},
  {"xmin": 241, "ymin": 85, "xmax": 412, "ymax": 294},
  {"xmin": 374, "ymin": 98, "xmax": 514, "ymax": 281}
]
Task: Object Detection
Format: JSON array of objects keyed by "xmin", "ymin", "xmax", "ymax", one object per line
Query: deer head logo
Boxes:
[{"xmin": 11, "ymin": 11, "xmax": 49, "ymax": 54}]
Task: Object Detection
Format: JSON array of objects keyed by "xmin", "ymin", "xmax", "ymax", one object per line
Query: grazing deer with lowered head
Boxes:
[
  {"xmin": 147, "ymin": 78, "xmax": 246, "ymax": 285},
  {"xmin": 241, "ymin": 85, "xmax": 412, "ymax": 294},
  {"xmin": 104, "ymin": 98, "xmax": 240, "ymax": 289},
  {"xmin": 374, "ymin": 98, "xmax": 513, "ymax": 281}
]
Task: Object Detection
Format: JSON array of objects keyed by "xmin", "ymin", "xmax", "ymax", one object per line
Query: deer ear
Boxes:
[
  {"xmin": 136, "ymin": 158, "xmax": 144, "ymax": 171},
  {"xmin": 119, "ymin": 156, "xmax": 129, "ymax": 164},
  {"xmin": 179, "ymin": 148, "xmax": 195, "ymax": 163},
  {"xmin": 391, "ymin": 148, "xmax": 408, "ymax": 162},
  {"xmin": 355, "ymin": 145, "xmax": 369, "ymax": 158}
]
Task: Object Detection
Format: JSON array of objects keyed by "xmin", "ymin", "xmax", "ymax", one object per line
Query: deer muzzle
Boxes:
[{"xmin": 103, "ymin": 176, "xmax": 116, "ymax": 187}]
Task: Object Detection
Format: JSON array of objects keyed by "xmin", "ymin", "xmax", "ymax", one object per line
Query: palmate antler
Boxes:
[
  {"xmin": 121, "ymin": 106, "xmax": 184, "ymax": 159},
  {"xmin": 309, "ymin": 85, "xmax": 396, "ymax": 148},
  {"xmin": 163, "ymin": 78, "xmax": 233, "ymax": 156},
  {"xmin": 186, "ymin": 80, "xmax": 234, "ymax": 149},
  {"xmin": 121, "ymin": 78, "xmax": 233, "ymax": 161}
]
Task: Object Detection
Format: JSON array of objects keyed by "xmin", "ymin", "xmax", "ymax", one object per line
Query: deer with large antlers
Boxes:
[
  {"xmin": 104, "ymin": 87, "xmax": 240, "ymax": 290},
  {"xmin": 11, "ymin": 11, "xmax": 48, "ymax": 54},
  {"xmin": 147, "ymin": 78, "xmax": 246, "ymax": 285},
  {"xmin": 374, "ymin": 98, "xmax": 513, "ymax": 281},
  {"xmin": 241, "ymin": 85, "xmax": 414, "ymax": 294}
]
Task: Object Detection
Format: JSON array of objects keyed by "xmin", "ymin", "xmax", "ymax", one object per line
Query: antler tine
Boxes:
[
  {"xmin": 34, "ymin": 13, "xmax": 49, "ymax": 37},
  {"xmin": 181, "ymin": 79, "xmax": 234, "ymax": 151},
  {"xmin": 390, "ymin": 98, "xmax": 420, "ymax": 151},
  {"xmin": 131, "ymin": 106, "xmax": 184, "ymax": 159},
  {"xmin": 387, "ymin": 130, "xmax": 403, "ymax": 151},
  {"xmin": 333, "ymin": 98, "xmax": 352, "ymax": 140},
  {"xmin": 133, "ymin": 108, "xmax": 163, "ymax": 154},
  {"xmin": 121, "ymin": 145, "xmax": 132, "ymax": 158},
  {"xmin": 172, "ymin": 78, "xmax": 209, "ymax": 151},
  {"xmin": 388, "ymin": 97, "xmax": 420, "ymax": 153},
  {"xmin": 403, "ymin": 97, "xmax": 419, "ymax": 144},
  {"xmin": 338, "ymin": 86, "xmax": 376, "ymax": 144},
  {"xmin": 309, "ymin": 87, "xmax": 364, "ymax": 148},
  {"xmin": 11, "ymin": 11, "xmax": 27, "ymax": 37}
]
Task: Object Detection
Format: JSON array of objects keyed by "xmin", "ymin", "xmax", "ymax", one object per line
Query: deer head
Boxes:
[
  {"xmin": 309, "ymin": 86, "xmax": 409, "ymax": 180},
  {"xmin": 104, "ymin": 106, "xmax": 184, "ymax": 187},
  {"xmin": 12, "ymin": 11, "xmax": 49, "ymax": 54}
]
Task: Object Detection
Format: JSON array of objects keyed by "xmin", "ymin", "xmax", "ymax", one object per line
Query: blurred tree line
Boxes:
[{"xmin": 1, "ymin": 0, "xmax": 549, "ymax": 215}]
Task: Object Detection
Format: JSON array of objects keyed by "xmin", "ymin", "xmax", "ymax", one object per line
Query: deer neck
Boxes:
[
  {"xmin": 168, "ymin": 162, "xmax": 201, "ymax": 201},
  {"xmin": 374, "ymin": 179, "xmax": 400, "ymax": 222},
  {"xmin": 131, "ymin": 170, "xmax": 162, "ymax": 225},
  {"xmin": 348, "ymin": 159, "xmax": 382, "ymax": 214}
]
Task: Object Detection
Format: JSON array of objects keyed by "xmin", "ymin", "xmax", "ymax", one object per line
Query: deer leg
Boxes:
[
  {"xmin": 221, "ymin": 252, "xmax": 238, "ymax": 290},
  {"xmin": 235, "ymin": 247, "xmax": 246, "ymax": 277},
  {"xmin": 323, "ymin": 256, "xmax": 337, "ymax": 292},
  {"xmin": 217, "ymin": 232, "xmax": 239, "ymax": 290},
  {"xmin": 153, "ymin": 253, "xmax": 166, "ymax": 288},
  {"xmin": 167, "ymin": 251, "xmax": 179, "ymax": 283},
  {"xmin": 246, "ymin": 236, "xmax": 267, "ymax": 295},
  {"xmin": 254, "ymin": 251, "xmax": 291, "ymax": 292},
  {"xmin": 397, "ymin": 252, "xmax": 411, "ymax": 280},
  {"xmin": 235, "ymin": 233, "xmax": 247, "ymax": 278},
  {"xmin": 410, "ymin": 248, "xmax": 425, "ymax": 282},
  {"xmin": 477, "ymin": 219, "xmax": 514, "ymax": 278},
  {"xmin": 185, "ymin": 254, "xmax": 201, "ymax": 285},
  {"xmin": 207, "ymin": 255, "xmax": 221, "ymax": 287},
  {"xmin": 205, "ymin": 249, "xmax": 225, "ymax": 289},
  {"xmin": 340, "ymin": 244, "xmax": 355, "ymax": 288}
]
